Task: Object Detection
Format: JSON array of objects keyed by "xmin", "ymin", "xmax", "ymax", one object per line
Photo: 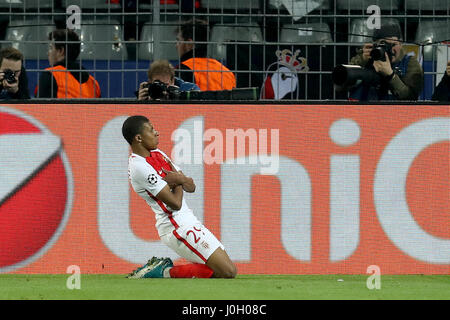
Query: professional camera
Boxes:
[
  {"xmin": 2, "ymin": 69, "xmax": 17, "ymax": 84},
  {"xmin": 370, "ymin": 41, "xmax": 395, "ymax": 62},
  {"xmin": 332, "ymin": 64, "xmax": 382, "ymax": 90},
  {"xmin": 145, "ymin": 80, "xmax": 180, "ymax": 100}
]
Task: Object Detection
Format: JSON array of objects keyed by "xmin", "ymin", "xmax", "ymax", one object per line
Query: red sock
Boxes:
[{"xmin": 169, "ymin": 263, "xmax": 214, "ymax": 278}]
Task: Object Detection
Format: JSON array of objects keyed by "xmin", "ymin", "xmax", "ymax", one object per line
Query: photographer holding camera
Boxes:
[
  {"xmin": 137, "ymin": 59, "xmax": 199, "ymax": 101},
  {"xmin": 335, "ymin": 22, "xmax": 423, "ymax": 101},
  {"xmin": 0, "ymin": 47, "xmax": 30, "ymax": 100}
]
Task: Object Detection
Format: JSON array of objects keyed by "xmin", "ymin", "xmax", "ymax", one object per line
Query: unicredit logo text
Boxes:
[{"xmin": 97, "ymin": 115, "xmax": 449, "ymax": 265}]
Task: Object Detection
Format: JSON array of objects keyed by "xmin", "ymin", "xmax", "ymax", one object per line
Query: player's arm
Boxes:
[
  {"xmin": 162, "ymin": 168, "xmax": 196, "ymax": 193},
  {"xmin": 155, "ymin": 184, "xmax": 184, "ymax": 211},
  {"xmin": 178, "ymin": 172, "xmax": 195, "ymax": 193},
  {"xmin": 134, "ymin": 162, "xmax": 184, "ymax": 210}
]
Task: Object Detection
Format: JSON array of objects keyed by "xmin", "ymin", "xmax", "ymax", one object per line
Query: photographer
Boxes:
[
  {"xmin": 345, "ymin": 23, "xmax": 423, "ymax": 101},
  {"xmin": 137, "ymin": 59, "xmax": 199, "ymax": 101},
  {"xmin": 0, "ymin": 47, "xmax": 30, "ymax": 100}
]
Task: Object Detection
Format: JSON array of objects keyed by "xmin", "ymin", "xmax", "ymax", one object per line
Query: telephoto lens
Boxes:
[{"xmin": 332, "ymin": 64, "xmax": 381, "ymax": 90}]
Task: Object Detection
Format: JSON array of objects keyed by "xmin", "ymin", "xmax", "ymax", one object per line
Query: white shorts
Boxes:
[{"xmin": 160, "ymin": 222, "xmax": 225, "ymax": 264}]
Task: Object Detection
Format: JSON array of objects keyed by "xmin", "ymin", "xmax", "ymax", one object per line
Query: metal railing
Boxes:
[{"xmin": 0, "ymin": 0, "xmax": 448, "ymax": 100}]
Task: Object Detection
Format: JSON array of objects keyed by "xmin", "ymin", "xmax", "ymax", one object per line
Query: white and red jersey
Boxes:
[{"xmin": 128, "ymin": 149, "xmax": 200, "ymax": 237}]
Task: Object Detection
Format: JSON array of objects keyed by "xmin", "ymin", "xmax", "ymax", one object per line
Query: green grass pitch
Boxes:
[{"xmin": 0, "ymin": 274, "xmax": 449, "ymax": 300}]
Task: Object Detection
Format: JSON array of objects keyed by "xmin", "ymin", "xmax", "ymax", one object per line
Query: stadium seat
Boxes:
[
  {"xmin": 0, "ymin": 0, "xmax": 54, "ymax": 9},
  {"xmin": 209, "ymin": 22, "xmax": 263, "ymax": 61},
  {"xmin": 202, "ymin": 0, "xmax": 259, "ymax": 10},
  {"xmin": 62, "ymin": 0, "xmax": 121, "ymax": 10},
  {"xmin": 348, "ymin": 18, "xmax": 373, "ymax": 44},
  {"xmin": 0, "ymin": 0, "xmax": 21, "ymax": 9},
  {"xmin": 3, "ymin": 18, "xmax": 55, "ymax": 60},
  {"xmin": 348, "ymin": 18, "xmax": 401, "ymax": 44},
  {"xmin": 138, "ymin": 20, "xmax": 179, "ymax": 61},
  {"xmin": 268, "ymin": 0, "xmax": 330, "ymax": 11},
  {"xmin": 416, "ymin": 20, "xmax": 450, "ymax": 60},
  {"xmin": 404, "ymin": 0, "xmax": 450, "ymax": 11},
  {"xmin": 336, "ymin": 0, "xmax": 399, "ymax": 11},
  {"xmin": 415, "ymin": 19, "xmax": 450, "ymax": 60},
  {"xmin": 416, "ymin": 19, "xmax": 450, "ymax": 44},
  {"xmin": 208, "ymin": 22, "xmax": 264, "ymax": 88},
  {"xmin": 76, "ymin": 18, "xmax": 128, "ymax": 60},
  {"xmin": 280, "ymin": 23, "xmax": 333, "ymax": 44}
]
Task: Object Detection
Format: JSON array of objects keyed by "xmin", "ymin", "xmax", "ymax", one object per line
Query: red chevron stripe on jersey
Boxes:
[{"xmin": 145, "ymin": 151, "xmax": 172, "ymax": 177}]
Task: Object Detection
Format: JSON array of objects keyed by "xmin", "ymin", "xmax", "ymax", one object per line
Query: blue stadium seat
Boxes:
[
  {"xmin": 3, "ymin": 18, "xmax": 55, "ymax": 60},
  {"xmin": 76, "ymin": 18, "xmax": 128, "ymax": 61},
  {"xmin": 138, "ymin": 20, "xmax": 179, "ymax": 61},
  {"xmin": 280, "ymin": 23, "xmax": 333, "ymax": 44},
  {"xmin": 336, "ymin": 0, "xmax": 399, "ymax": 11},
  {"xmin": 209, "ymin": 22, "xmax": 263, "ymax": 61}
]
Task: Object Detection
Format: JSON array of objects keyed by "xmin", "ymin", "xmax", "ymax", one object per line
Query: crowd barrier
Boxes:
[{"xmin": 0, "ymin": 102, "xmax": 448, "ymax": 274}]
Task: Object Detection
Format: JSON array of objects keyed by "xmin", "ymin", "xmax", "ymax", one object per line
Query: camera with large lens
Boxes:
[
  {"xmin": 332, "ymin": 41, "xmax": 396, "ymax": 90},
  {"xmin": 332, "ymin": 64, "xmax": 382, "ymax": 90},
  {"xmin": 142, "ymin": 80, "xmax": 259, "ymax": 101},
  {"xmin": 145, "ymin": 80, "xmax": 180, "ymax": 100},
  {"xmin": 2, "ymin": 69, "xmax": 17, "ymax": 84},
  {"xmin": 370, "ymin": 41, "xmax": 394, "ymax": 62}
]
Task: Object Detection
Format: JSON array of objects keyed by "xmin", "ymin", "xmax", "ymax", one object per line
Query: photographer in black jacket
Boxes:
[
  {"xmin": 0, "ymin": 47, "xmax": 30, "ymax": 100},
  {"xmin": 334, "ymin": 22, "xmax": 423, "ymax": 101}
]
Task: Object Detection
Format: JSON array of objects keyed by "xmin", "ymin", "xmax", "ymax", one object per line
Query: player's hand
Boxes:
[
  {"xmin": 361, "ymin": 43, "xmax": 373, "ymax": 62},
  {"xmin": 138, "ymin": 81, "xmax": 149, "ymax": 100},
  {"xmin": 373, "ymin": 53, "xmax": 393, "ymax": 77},
  {"xmin": 162, "ymin": 168, "xmax": 183, "ymax": 189},
  {"xmin": 162, "ymin": 168, "xmax": 195, "ymax": 193},
  {"xmin": 446, "ymin": 61, "xmax": 450, "ymax": 76}
]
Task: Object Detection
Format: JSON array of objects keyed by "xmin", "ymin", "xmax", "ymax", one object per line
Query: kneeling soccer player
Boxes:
[{"xmin": 122, "ymin": 115, "xmax": 237, "ymax": 279}]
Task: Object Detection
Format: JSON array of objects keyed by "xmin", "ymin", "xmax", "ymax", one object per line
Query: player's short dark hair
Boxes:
[
  {"xmin": 178, "ymin": 18, "xmax": 208, "ymax": 51},
  {"xmin": 49, "ymin": 29, "xmax": 81, "ymax": 62},
  {"xmin": 122, "ymin": 115, "xmax": 149, "ymax": 145}
]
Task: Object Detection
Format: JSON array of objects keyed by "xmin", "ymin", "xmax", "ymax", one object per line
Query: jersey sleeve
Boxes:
[{"xmin": 133, "ymin": 162, "xmax": 167, "ymax": 197}]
